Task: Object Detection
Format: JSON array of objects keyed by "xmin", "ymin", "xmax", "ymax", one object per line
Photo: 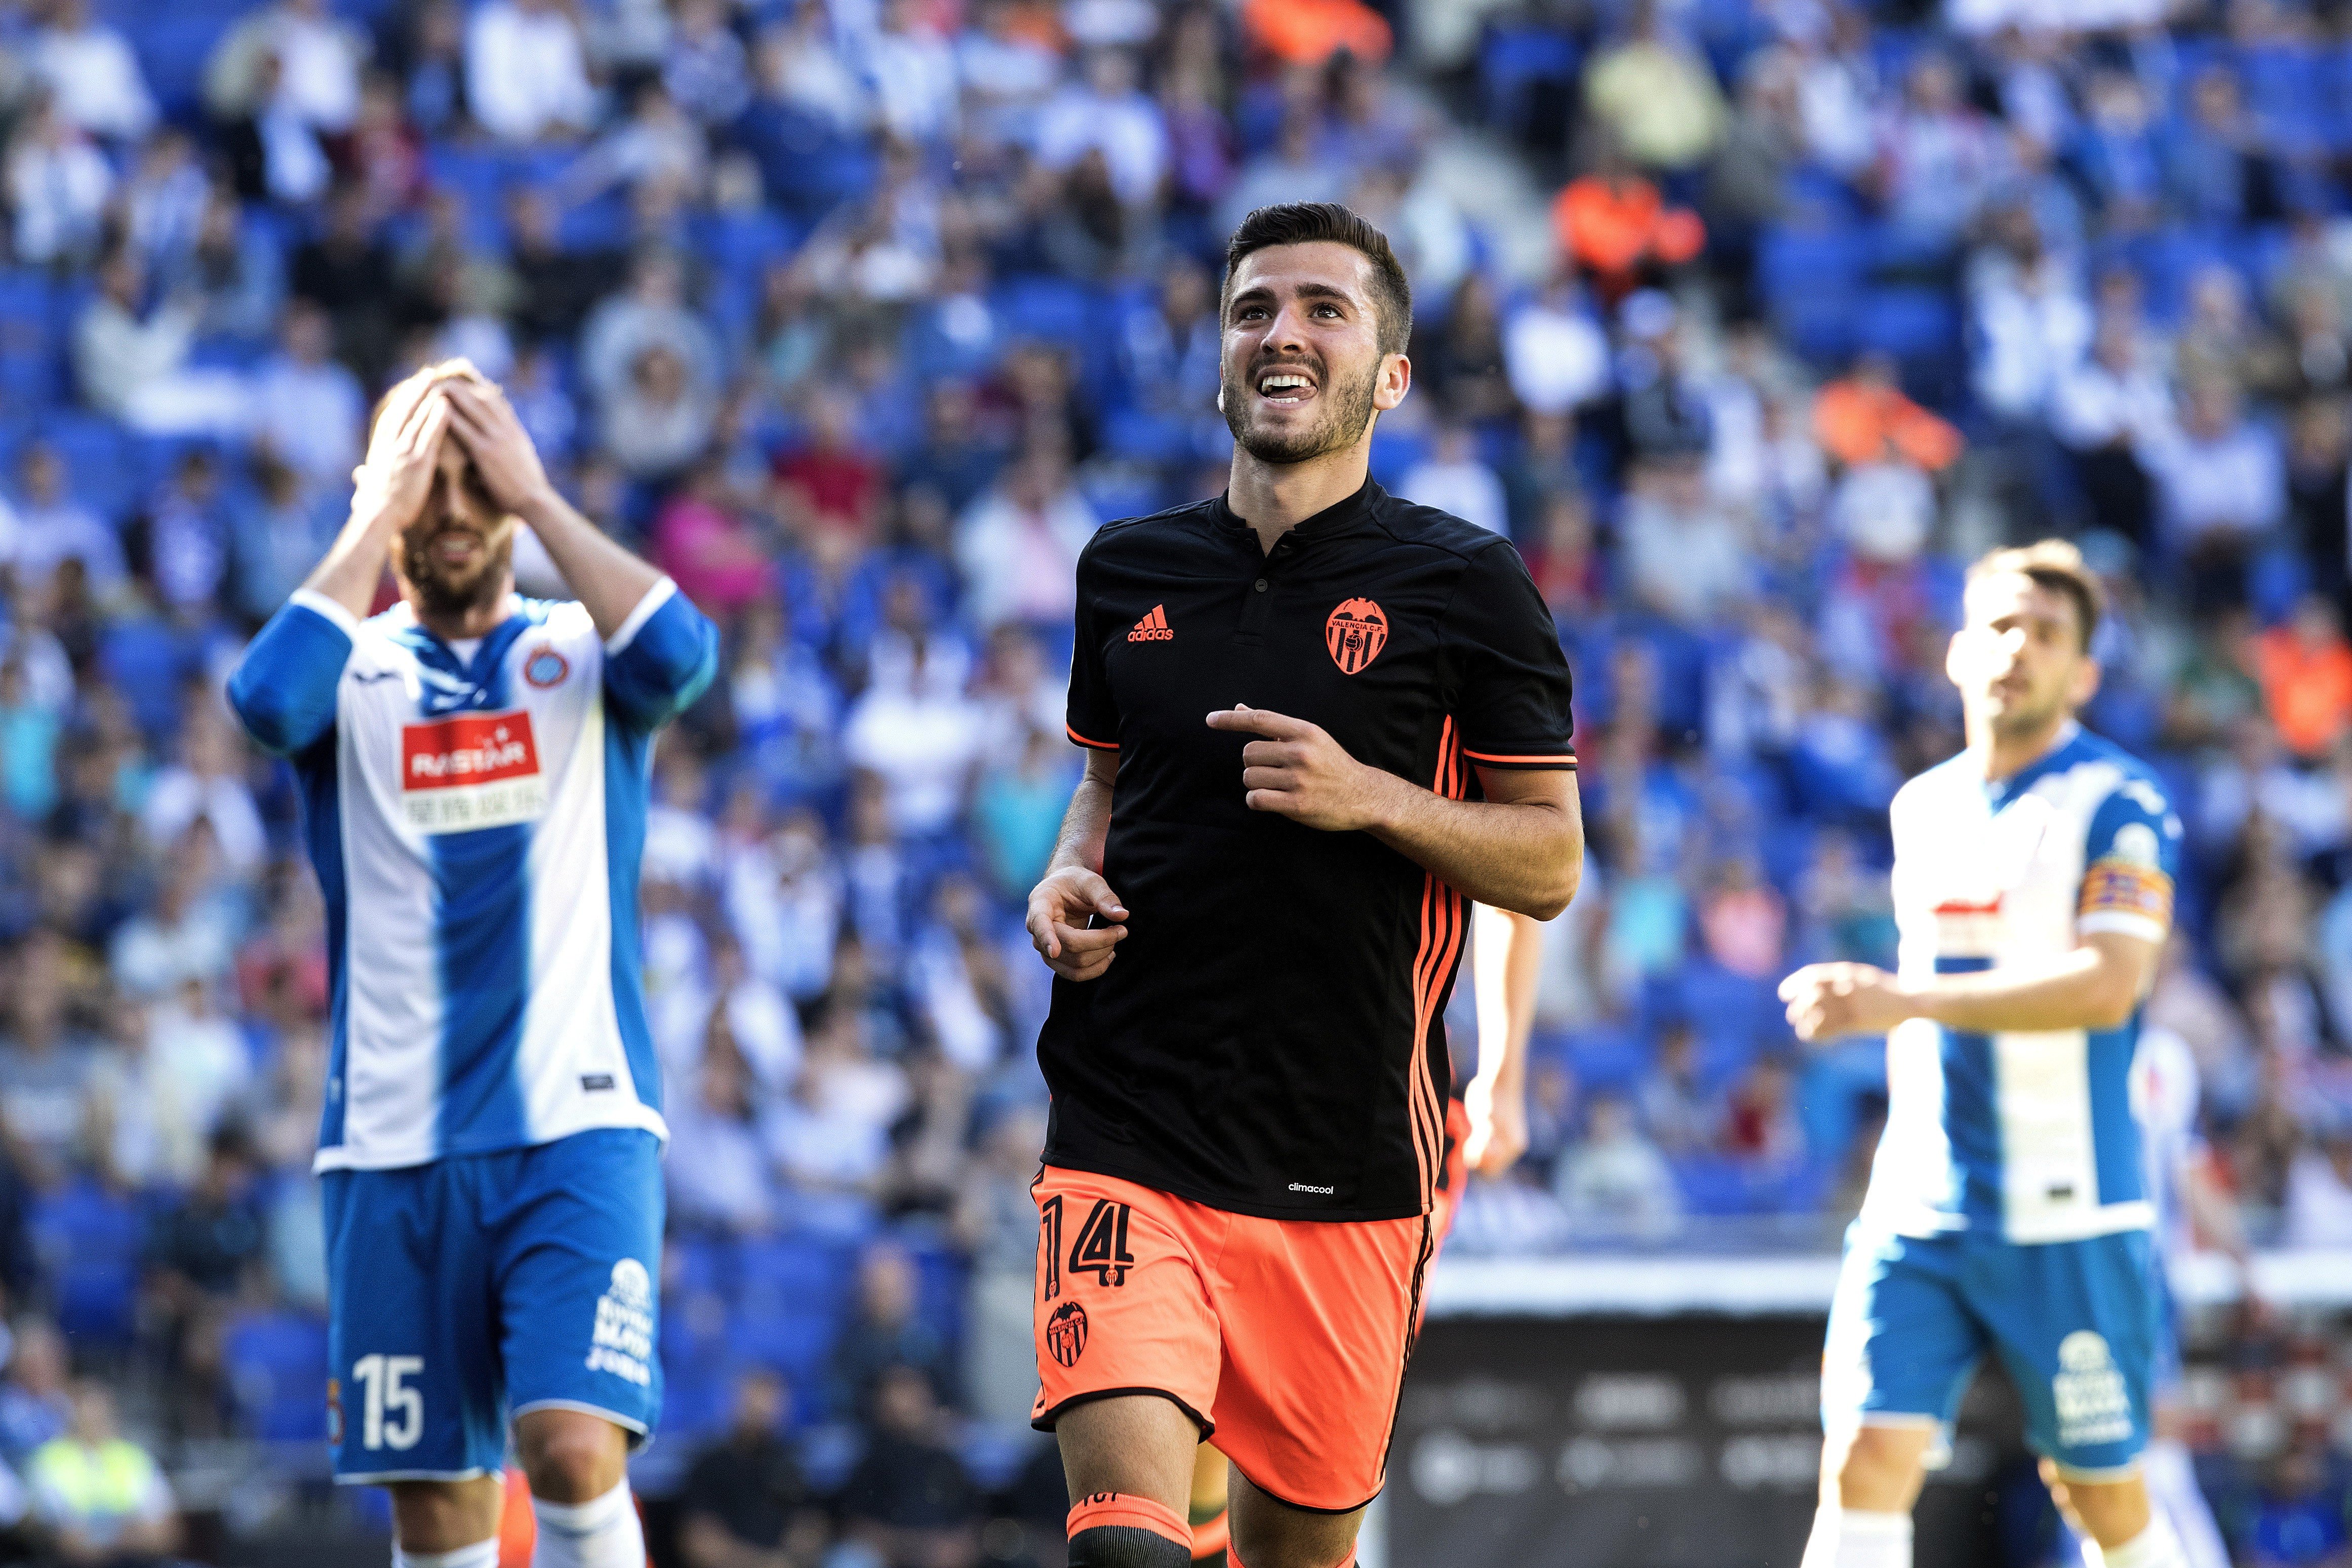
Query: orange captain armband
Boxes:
[{"xmin": 2079, "ymin": 860, "xmax": 2174, "ymax": 927}]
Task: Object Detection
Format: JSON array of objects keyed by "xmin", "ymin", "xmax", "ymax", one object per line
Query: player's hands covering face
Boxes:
[
  {"xmin": 1779, "ymin": 962, "xmax": 1917, "ymax": 1042},
  {"xmin": 1206, "ymin": 705, "xmax": 1396, "ymax": 831},
  {"xmin": 441, "ymin": 374, "xmax": 555, "ymax": 518},
  {"xmin": 1026, "ymin": 866, "xmax": 1128, "ymax": 982},
  {"xmin": 351, "ymin": 366, "xmax": 454, "ymax": 533}
]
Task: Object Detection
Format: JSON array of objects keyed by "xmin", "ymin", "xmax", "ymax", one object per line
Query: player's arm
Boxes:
[
  {"xmin": 1464, "ymin": 903, "xmax": 1541, "ymax": 1177},
  {"xmin": 227, "ymin": 367, "xmax": 454, "ymax": 754},
  {"xmin": 1780, "ymin": 929, "xmax": 2161, "ymax": 1040},
  {"xmin": 441, "ymin": 372, "xmax": 717, "ymax": 720},
  {"xmin": 1203, "ymin": 705, "xmax": 1582, "ymax": 918},
  {"xmin": 1024, "ymin": 748, "xmax": 1128, "ymax": 982}
]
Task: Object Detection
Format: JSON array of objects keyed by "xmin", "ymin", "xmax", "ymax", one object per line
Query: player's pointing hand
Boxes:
[
  {"xmin": 1206, "ymin": 704, "xmax": 1403, "ymax": 832},
  {"xmin": 1026, "ymin": 865, "xmax": 1129, "ymax": 982}
]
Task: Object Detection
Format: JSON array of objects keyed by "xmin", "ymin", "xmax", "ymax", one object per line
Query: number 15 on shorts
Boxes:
[{"xmin": 351, "ymin": 1354, "xmax": 424, "ymax": 1451}]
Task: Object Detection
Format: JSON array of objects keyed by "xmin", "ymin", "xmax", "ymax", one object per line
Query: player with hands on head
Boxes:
[
  {"xmin": 1781, "ymin": 541, "xmax": 2190, "ymax": 1568},
  {"xmin": 227, "ymin": 359, "xmax": 718, "ymax": 1568}
]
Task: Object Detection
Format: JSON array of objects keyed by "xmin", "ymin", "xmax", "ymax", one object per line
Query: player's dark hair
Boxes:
[
  {"xmin": 1968, "ymin": 539, "xmax": 2104, "ymax": 651},
  {"xmin": 1221, "ymin": 202, "xmax": 1413, "ymax": 357}
]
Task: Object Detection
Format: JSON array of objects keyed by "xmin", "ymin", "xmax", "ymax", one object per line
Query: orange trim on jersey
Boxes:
[
  {"xmin": 1461, "ymin": 747, "xmax": 1579, "ymax": 767},
  {"xmin": 1405, "ymin": 719, "xmax": 1469, "ymax": 1211},
  {"xmin": 1066, "ymin": 724, "xmax": 1120, "ymax": 751}
]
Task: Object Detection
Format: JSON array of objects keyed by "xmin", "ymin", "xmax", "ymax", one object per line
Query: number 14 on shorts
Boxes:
[
  {"xmin": 1040, "ymin": 1195, "xmax": 1137, "ymax": 1295},
  {"xmin": 350, "ymin": 1353, "xmax": 424, "ymax": 1451}
]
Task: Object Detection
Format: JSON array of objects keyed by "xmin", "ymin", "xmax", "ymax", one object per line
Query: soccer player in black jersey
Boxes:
[{"xmin": 1021, "ymin": 204, "xmax": 1583, "ymax": 1568}]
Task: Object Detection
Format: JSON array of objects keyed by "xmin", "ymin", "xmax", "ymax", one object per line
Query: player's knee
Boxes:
[
  {"xmin": 1066, "ymin": 1494, "xmax": 1192, "ymax": 1568},
  {"xmin": 1830, "ymin": 1426, "xmax": 1930, "ymax": 1511},
  {"xmin": 515, "ymin": 1414, "xmax": 627, "ymax": 1503}
]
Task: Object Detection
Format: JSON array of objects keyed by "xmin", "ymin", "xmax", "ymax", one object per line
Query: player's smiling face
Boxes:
[
  {"xmin": 1218, "ymin": 242, "xmax": 1407, "ymax": 465},
  {"xmin": 1947, "ymin": 570, "xmax": 2100, "ymax": 738},
  {"xmin": 401, "ymin": 439, "xmax": 515, "ymax": 618}
]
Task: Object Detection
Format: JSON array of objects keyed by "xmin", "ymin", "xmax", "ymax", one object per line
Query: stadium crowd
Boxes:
[{"xmin": 0, "ymin": 0, "xmax": 2345, "ymax": 1560}]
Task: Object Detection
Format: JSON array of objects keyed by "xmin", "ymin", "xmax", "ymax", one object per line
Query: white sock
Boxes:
[
  {"xmin": 531, "ymin": 1477, "xmax": 643, "ymax": 1568},
  {"xmin": 2140, "ymin": 1440, "xmax": 2230, "ymax": 1568},
  {"xmin": 1799, "ymin": 1507, "xmax": 1913, "ymax": 1568},
  {"xmin": 2093, "ymin": 1516, "xmax": 2188, "ymax": 1568},
  {"xmin": 395, "ymin": 1538, "xmax": 500, "ymax": 1568}
]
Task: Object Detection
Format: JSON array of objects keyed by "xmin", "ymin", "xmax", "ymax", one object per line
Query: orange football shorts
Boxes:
[{"xmin": 1030, "ymin": 1166, "xmax": 1430, "ymax": 1513}]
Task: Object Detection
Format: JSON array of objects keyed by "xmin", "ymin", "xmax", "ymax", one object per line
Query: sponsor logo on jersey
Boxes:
[
  {"xmin": 1931, "ymin": 894, "xmax": 2003, "ymax": 955},
  {"xmin": 1325, "ymin": 597, "xmax": 1387, "ymax": 674},
  {"xmin": 2052, "ymin": 1331, "xmax": 2133, "ymax": 1449},
  {"xmin": 523, "ymin": 645, "xmax": 570, "ymax": 688},
  {"xmin": 1127, "ymin": 605, "xmax": 1174, "ymax": 642},
  {"xmin": 399, "ymin": 709, "xmax": 548, "ymax": 834},
  {"xmin": 1046, "ymin": 1300, "xmax": 1089, "ymax": 1368},
  {"xmin": 585, "ymin": 1257, "xmax": 655, "ymax": 1387}
]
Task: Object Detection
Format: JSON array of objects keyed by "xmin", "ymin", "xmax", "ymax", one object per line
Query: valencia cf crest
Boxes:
[
  {"xmin": 1046, "ymin": 1300, "xmax": 1089, "ymax": 1368},
  {"xmin": 1325, "ymin": 598, "xmax": 1388, "ymax": 674}
]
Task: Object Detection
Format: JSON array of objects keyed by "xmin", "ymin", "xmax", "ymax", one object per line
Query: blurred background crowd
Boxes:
[{"xmin": 0, "ymin": 0, "xmax": 2346, "ymax": 1560}]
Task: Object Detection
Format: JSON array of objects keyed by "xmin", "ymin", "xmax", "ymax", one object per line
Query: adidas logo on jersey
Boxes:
[{"xmin": 1128, "ymin": 605, "xmax": 1174, "ymax": 641}]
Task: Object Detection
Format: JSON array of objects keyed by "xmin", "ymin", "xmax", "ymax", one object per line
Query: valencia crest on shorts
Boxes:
[{"xmin": 1047, "ymin": 1301, "xmax": 1089, "ymax": 1368}]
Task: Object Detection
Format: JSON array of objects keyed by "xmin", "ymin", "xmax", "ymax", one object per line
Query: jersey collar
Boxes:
[
  {"xmin": 1984, "ymin": 719, "xmax": 2085, "ymax": 807},
  {"xmin": 1213, "ymin": 474, "xmax": 1382, "ymax": 546}
]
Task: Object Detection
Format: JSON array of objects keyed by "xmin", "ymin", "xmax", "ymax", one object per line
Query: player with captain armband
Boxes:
[{"xmin": 227, "ymin": 363, "xmax": 717, "ymax": 1568}]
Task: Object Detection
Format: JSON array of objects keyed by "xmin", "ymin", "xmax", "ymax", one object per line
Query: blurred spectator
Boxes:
[
  {"xmin": 2257, "ymin": 597, "xmax": 2352, "ymax": 761},
  {"xmin": 662, "ymin": 0, "xmax": 752, "ymax": 130},
  {"xmin": 1240, "ymin": 0, "xmax": 1390, "ymax": 67},
  {"xmin": 1504, "ymin": 274, "xmax": 1611, "ymax": 419},
  {"xmin": 1814, "ymin": 354, "xmax": 1963, "ymax": 472},
  {"xmin": 29, "ymin": 0, "xmax": 155, "ymax": 145},
  {"xmin": 2283, "ymin": 1119, "xmax": 2352, "ymax": 1248},
  {"xmin": 828, "ymin": 1245, "xmax": 952, "ymax": 1421},
  {"xmin": 465, "ymin": 0, "xmax": 597, "ymax": 144},
  {"xmin": 2162, "ymin": 66, "xmax": 2282, "ymax": 230},
  {"xmin": 7, "ymin": 93, "xmax": 114, "ymax": 266},
  {"xmin": 143, "ymin": 1125, "xmax": 265, "ymax": 1305},
  {"xmin": 2243, "ymin": 1443, "xmax": 2349, "ymax": 1568},
  {"xmin": 862, "ymin": 0, "xmax": 961, "ymax": 147},
  {"xmin": 663, "ymin": 1013, "xmax": 775, "ymax": 1235},
  {"xmin": 1618, "ymin": 454, "xmax": 1749, "ymax": 624},
  {"xmin": 1637, "ymin": 1024, "xmax": 1715, "ymax": 1155},
  {"xmin": 1399, "ymin": 424, "xmax": 1508, "ymax": 536},
  {"xmin": 25, "ymin": 1382, "xmax": 177, "ymax": 1566},
  {"xmin": 0, "ymin": 931, "xmax": 104, "ymax": 1188},
  {"xmin": 726, "ymin": 811, "xmax": 842, "ymax": 1004},
  {"xmin": 1035, "ymin": 48, "xmax": 1167, "ymax": 210},
  {"xmin": 1554, "ymin": 1094, "xmax": 1682, "ymax": 1236},
  {"xmin": 839, "ymin": 1365, "xmax": 981, "ymax": 1568},
  {"xmin": 1873, "ymin": 52, "xmax": 1999, "ymax": 245},
  {"xmin": 1582, "ymin": 3, "xmax": 1727, "ymax": 174},
  {"xmin": 1698, "ymin": 860, "xmax": 1786, "ymax": 979},
  {"xmin": 953, "ymin": 1107, "xmax": 1048, "ymax": 1423},
  {"xmin": 1719, "ymin": 1056, "xmax": 1802, "ymax": 1168},
  {"xmin": 581, "ymin": 251, "xmax": 717, "ymax": 411},
  {"xmin": 1552, "ymin": 144, "xmax": 1705, "ymax": 305},
  {"xmin": 0, "ymin": 1322, "xmax": 71, "ymax": 1468},
  {"xmin": 602, "ymin": 344, "xmax": 719, "ymax": 482},
  {"xmin": 649, "ymin": 460, "xmax": 771, "ymax": 617},
  {"xmin": 953, "ymin": 446, "xmax": 1098, "ymax": 631},
  {"xmin": 290, "ymin": 184, "xmax": 397, "ymax": 379},
  {"xmin": 2054, "ymin": 308, "xmax": 2175, "ymax": 549},
  {"xmin": 249, "ymin": 302, "xmax": 364, "ymax": 495},
  {"xmin": 2146, "ymin": 377, "xmax": 2285, "ymax": 611},
  {"xmin": 96, "ymin": 982, "xmax": 250, "ymax": 1191},
  {"xmin": 10, "ymin": 444, "xmax": 123, "ymax": 602},
  {"xmin": 204, "ymin": 0, "xmax": 368, "ymax": 135},
  {"xmin": 676, "ymin": 1368, "xmax": 819, "ymax": 1568}
]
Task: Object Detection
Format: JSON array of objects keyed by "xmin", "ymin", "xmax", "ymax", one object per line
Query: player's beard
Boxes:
[
  {"xmin": 401, "ymin": 519, "xmax": 515, "ymax": 619},
  {"xmin": 1221, "ymin": 351, "xmax": 1380, "ymax": 465},
  {"xmin": 1983, "ymin": 678, "xmax": 2070, "ymax": 741}
]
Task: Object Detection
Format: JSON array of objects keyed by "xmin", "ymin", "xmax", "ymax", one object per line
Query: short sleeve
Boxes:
[
  {"xmin": 1064, "ymin": 537, "xmax": 1119, "ymax": 751},
  {"xmin": 225, "ymin": 591, "xmax": 355, "ymax": 757},
  {"xmin": 1442, "ymin": 542, "xmax": 1576, "ymax": 770},
  {"xmin": 604, "ymin": 579, "xmax": 720, "ymax": 732},
  {"xmin": 2078, "ymin": 772, "xmax": 2183, "ymax": 944}
]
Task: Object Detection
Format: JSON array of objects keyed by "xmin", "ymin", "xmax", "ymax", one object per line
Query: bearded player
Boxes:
[
  {"xmin": 1781, "ymin": 541, "xmax": 2187, "ymax": 1568},
  {"xmin": 1023, "ymin": 202, "xmax": 1581, "ymax": 1568},
  {"xmin": 227, "ymin": 364, "xmax": 717, "ymax": 1568},
  {"xmin": 1181, "ymin": 903, "xmax": 1542, "ymax": 1566}
]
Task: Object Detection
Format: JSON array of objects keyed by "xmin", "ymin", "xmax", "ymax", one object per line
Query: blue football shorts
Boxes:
[
  {"xmin": 1820, "ymin": 1222, "xmax": 2160, "ymax": 1478},
  {"xmin": 320, "ymin": 1127, "xmax": 664, "ymax": 1482}
]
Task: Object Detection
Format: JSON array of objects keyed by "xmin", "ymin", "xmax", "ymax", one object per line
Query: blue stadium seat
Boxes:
[
  {"xmin": 224, "ymin": 1311, "xmax": 330, "ymax": 1441},
  {"xmin": 731, "ymin": 1236, "xmax": 851, "ymax": 1378},
  {"xmin": 30, "ymin": 1181, "xmax": 143, "ymax": 1347},
  {"xmin": 1479, "ymin": 25, "xmax": 1580, "ymax": 137},
  {"xmin": 1854, "ymin": 289, "xmax": 1958, "ymax": 365},
  {"xmin": 991, "ymin": 276, "xmax": 1100, "ymax": 349}
]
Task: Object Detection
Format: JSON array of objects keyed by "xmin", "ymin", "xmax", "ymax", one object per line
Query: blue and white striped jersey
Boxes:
[
  {"xmin": 227, "ymin": 580, "xmax": 719, "ymax": 1173},
  {"xmin": 1867, "ymin": 724, "xmax": 2183, "ymax": 1244}
]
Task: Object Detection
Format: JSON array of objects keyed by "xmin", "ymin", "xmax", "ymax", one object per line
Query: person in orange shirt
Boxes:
[
  {"xmin": 1240, "ymin": 0, "xmax": 1390, "ymax": 66},
  {"xmin": 1551, "ymin": 141, "xmax": 1706, "ymax": 304},
  {"xmin": 1813, "ymin": 352, "xmax": 1965, "ymax": 472},
  {"xmin": 2256, "ymin": 594, "xmax": 2352, "ymax": 759}
]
